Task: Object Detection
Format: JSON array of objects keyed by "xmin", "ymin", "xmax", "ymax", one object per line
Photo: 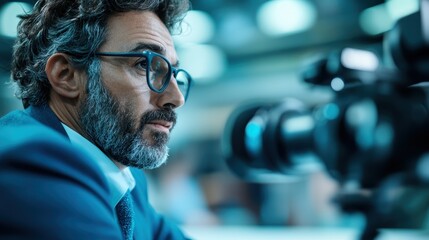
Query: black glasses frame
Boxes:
[{"xmin": 95, "ymin": 51, "xmax": 192, "ymax": 100}]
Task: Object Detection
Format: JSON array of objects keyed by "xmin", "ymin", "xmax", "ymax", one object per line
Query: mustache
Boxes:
[{"xmin": 139, "ymin": 108, "xmax": 177, "ymax": 130}]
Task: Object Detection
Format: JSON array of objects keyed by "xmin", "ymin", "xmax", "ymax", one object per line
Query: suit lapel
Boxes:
[{"xmin": 26, "ymin": 104, "xmax": 69, "ymax": 139}]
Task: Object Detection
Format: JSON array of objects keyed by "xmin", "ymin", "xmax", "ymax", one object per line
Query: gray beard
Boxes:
[{"xmin": 79, "ymin": 60, "xmax": 173, "ymax": 169}]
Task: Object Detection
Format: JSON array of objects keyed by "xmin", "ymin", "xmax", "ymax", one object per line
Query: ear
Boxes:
[{"xmin": 45, "ymin": 53, "xmax": 83, "ymax": 99}]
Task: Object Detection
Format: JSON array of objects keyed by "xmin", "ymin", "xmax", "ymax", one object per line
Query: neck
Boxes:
[{"xmin": 49, "ymin": 95, "xmax": 91, "ymax": 142}]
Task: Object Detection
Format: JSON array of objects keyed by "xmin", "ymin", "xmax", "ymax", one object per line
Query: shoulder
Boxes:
[
  {"xmin": 0, "ymin": 111, "xmax": 122, "ymax": 239},
  {"xmin": 0, "ymin": 122, "xmax": 102, "ymax": 184},
  {"xmin": 0, "ymin": 110, "xmax": 78, "ymax": 172},
  {"xmin": 0, "ymin": 108, "xmax": 35, "ymax": 126}
]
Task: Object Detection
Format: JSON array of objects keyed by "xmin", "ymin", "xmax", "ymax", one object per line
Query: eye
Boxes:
[{"xmin": 135, "ymin": 57, "xmax": 148, "ymax": 70}]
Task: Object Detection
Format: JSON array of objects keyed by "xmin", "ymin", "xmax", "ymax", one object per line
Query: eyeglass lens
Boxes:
[
  {"xmin": 148, "ymin": 55, "xmax": 190, "ymax": 98},
  {"xmin": 149, "ymin": 55, "xmax": 169, "ymax": 90},
  {"xmin": 175, "ymin": 70, "xmax": 190, "ymax": 98}
]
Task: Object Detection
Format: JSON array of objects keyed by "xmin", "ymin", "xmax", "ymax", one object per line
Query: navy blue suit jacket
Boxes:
[{"xmin": 0, "ymin": 104, "xmax": 188, "ymax": 239}]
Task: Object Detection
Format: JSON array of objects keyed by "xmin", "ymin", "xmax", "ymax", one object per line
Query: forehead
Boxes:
[{"xmin": 101, "ymin": 11, "xmax": 176, "ymax": 58}]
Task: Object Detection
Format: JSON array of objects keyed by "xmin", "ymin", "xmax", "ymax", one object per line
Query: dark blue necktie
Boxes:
[{"xmin": 115, "ymin": 191, "xmax": 135, "ymax": 240}]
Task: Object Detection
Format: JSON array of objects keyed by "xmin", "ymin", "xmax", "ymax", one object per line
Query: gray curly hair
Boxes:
[{"xmin": 11, "ymin": 0, "xmax": 190, "ymax": 107}]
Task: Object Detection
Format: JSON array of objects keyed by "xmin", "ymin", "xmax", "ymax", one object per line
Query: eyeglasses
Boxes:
[{"xmin": 95, "ymin": 51, "xmax": 192, "ymax": 101}]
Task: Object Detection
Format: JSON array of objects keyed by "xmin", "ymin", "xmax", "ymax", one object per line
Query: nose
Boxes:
[{"xmin": 157, "ymin": 76, "xmax": 185, "ymax": 109}]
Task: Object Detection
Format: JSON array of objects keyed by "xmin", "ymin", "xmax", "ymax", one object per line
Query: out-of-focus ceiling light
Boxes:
[
  {"xmin": 386, "ymin": 0, "xmax": 419, "ymax": 20},
  {"xmin": 0, "ymin": 2, "xmax": 33, "ymax": 38},
  {"xmin": 174, "ymin": 10, "xmax": 215, "ymax": 45},
  {"xmin": 359, "ymin": 5, "xmax": 392, "ymax": 35},
  {"xmin": 359, "ymin": 0, "xmax": 419, "ymax": 35},
  {"xmin": 331, "ymin": 77, "xmax": 345, "ymax": 92},
  {"xmin": 256, "ymin": 0, "xmax": 317, "ymax": 36},
  {"xmin": 177, "ymin": 44, "xmax": 227, "ymax": 83},
  {"xmin": 341, "ymin": 48, "xmax": 379, "ymax": 71}
]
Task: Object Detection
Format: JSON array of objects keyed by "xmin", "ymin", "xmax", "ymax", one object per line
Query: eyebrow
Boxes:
[
  {"xmin": 130, "ymin": 43, "xmax": 165, "ymax": 55},
  {"xmin": 130, "ymin": 42, "xmax": 180, "ymax": 67}
]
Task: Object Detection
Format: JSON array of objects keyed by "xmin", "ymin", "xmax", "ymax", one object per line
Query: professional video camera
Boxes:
[{"xmin": 223, "ymin": 2, "xmax": 429, "ymax": 240}]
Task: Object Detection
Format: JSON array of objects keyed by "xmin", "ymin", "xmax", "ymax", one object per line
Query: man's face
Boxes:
[{"xmin": 79, "ymin": 11, "xmax": 185, "ymax": 169}]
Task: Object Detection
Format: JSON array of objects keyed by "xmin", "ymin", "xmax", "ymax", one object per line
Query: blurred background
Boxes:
[{"xmin": 0, "ymin": 0, "xmax": 425, "ymax": 239}]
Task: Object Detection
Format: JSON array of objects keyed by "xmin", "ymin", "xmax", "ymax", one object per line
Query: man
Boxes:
[{"xmin": 0, "ymin": 0, "xmax": 192, "ymax": 239}]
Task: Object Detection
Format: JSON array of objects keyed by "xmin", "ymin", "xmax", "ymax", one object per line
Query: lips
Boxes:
[
  {"xmin": 139, "ymin": 108, "xmax": 177, "ymax": 133},
  {"xmin": 147, "ymin": 120, "xmax": 173, "ymax": 132}
]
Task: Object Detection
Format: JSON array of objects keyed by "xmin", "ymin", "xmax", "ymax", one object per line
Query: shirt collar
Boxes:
[{"xmin": 62, "ymin": 123, "xmax": 135, "ymax": 207}]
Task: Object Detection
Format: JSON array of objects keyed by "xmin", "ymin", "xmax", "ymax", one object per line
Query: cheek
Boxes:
[
  {"xmin": 117, "ymin": 89, "xmax": 153, "ymax": 131},
  {"xmin": 101, "ymin": 65, "xmax": 155, "ymax": 126},
  {"xmin": 102, "ymin": 68, "xmax": 152, "ymax": 107},
  {"xmin": 122, "ymin": 88, "xmax": 153, "ymax": 115}
]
